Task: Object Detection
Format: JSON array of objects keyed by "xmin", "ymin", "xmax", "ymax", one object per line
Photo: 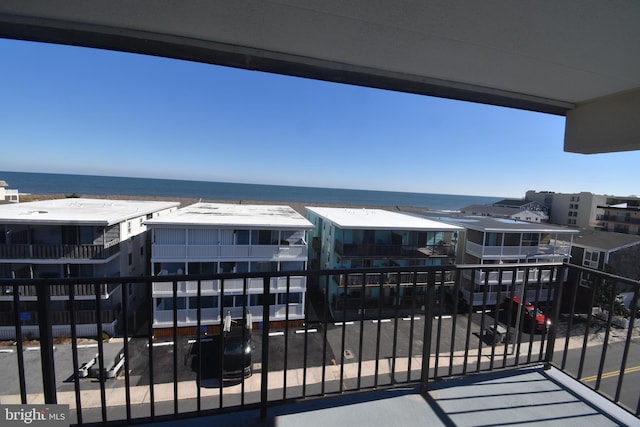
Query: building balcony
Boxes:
[
  {"xmin": 597, "ymin": 214, "xmax": 640, "ymax": 225},
  {"xmin": 465, "ymin": 241, "xmax": 571, "ymax": 259},
  {"xmin": 0, "ymin": 264, "xmax": 638, "ymax": 426},
  {"xmin": 0, "ymin": 282, "xmax": 114, "ymax": 299},
  {"xmin": 0, "ymin": 242, "xmax": 120, "ymax": 260},
  {"xmin": 152, "ymin": 244, "xmax": 308, "ymax": 260},
  {"xmin": 335, "ymin": 240, "xmax": 454, "ymax": 259}
]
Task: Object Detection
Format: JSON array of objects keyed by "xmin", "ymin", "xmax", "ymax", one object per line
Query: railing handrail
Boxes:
[{"xmin": 2, "ymin": 261, "xmax": 639, "ymax": 425}]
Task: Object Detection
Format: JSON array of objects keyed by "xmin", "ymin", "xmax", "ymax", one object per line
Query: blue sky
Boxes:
[{"xmin": 1, "ymin": 38, "xmax": 639, "ymax": 198}]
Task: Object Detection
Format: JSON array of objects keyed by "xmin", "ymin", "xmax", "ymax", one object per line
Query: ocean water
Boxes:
[{"xmin": 1, "ymin": 170, "xmax": 502, "ymax": 211}]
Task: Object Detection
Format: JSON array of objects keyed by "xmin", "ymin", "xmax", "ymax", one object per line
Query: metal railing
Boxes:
[
  {"xmin": 0, "ymin": 243, "xmax": 120, "ymax": 260},
  {"xmin": 0, "ymin": 263, "xmax": 638, "ymax": 425}
]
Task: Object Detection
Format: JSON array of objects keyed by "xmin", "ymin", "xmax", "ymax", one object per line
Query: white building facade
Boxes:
[
  {"xmin": 427, "ymin": 215, "xmax": 578, "ymax": 307},
  {"xmin": 146, "ymin": 203, "xmax": 314, "ymax": 334},
  {"xmin": 0, "ymin": 198, "xmax": 179, "ymax": 339}
]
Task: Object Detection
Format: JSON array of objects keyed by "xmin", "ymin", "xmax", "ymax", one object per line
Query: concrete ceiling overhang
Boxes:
[{"xmin": 1, "ymin": 1, "xmax": 639, "ymax": 154}]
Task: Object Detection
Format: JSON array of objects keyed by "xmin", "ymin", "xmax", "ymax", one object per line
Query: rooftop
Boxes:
[
  {"xmin": 0, "ymin": 197, "xmax": 179, "ymax": 226},
  {"xmin": 423, "ymin": 214, "xmax": 579, "ymax": 234},
  {"xmin": 562, "ymin": 228, "xmax": 640, "ymax": 252},
  {"xmin": 306, "ymin": 207, "xmax": 462, "ymax": 231},
  {"xmin": 146, "ymin": 202, "xmax": 314, "ymax": 229}
]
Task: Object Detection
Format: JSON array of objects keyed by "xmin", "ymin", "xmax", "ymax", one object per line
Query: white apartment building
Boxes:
[
  {"xmin": 0, "ymin": 198, "xmax": 179, "ymax": 339},
  {"xmin": 146, "ymin": 203, "xmax": 314, "ymax": 335},
  {"xmin": 525, "ymin": 191, "xmax": 607, "ymax": 228},
  {"xmin": 427, "ymin": 214, "xmax": 578, "ymax": 307}
]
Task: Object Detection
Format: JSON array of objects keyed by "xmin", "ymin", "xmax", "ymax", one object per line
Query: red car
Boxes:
[{"xmin": 500, "ymin": 296, "xmax": 550, "ymax": 332}]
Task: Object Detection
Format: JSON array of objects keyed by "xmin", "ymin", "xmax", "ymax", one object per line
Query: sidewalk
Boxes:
[{"xmin": 1, "ymin": 331, "xmax": 625, "ymax": 410}]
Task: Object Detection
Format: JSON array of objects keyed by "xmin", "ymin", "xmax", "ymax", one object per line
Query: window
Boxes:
[
  {"xmin": 278, "ymin": 292, "xmax": 302, "ymax": 304},
  {"xmin": 583, "ymin": 250, "xmax": 600, "ymax": 269},
  {"xmin": 188, "ymin": 296, "xmax": 218, "ymax": 309},
  {"xmin": 162, "ymin": 297, "xmax": 186, "ymax": 310},
  {"xmin": 222, "ymin": 295, "xmax": 248, "ymax": 308},
  {"xmin": 249, "ymin": 294, "xmax": 276, "ymax": 307}
]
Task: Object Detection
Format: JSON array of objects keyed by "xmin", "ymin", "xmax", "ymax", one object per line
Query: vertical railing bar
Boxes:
[
  {"xmin": 219, "ymin": 278, "xmax": 225, "ymax": 409},
  {"xmin": 562, "ymin": 270, "xmax": 580, "ymax": 370},
  {"xmin": 433, "ymin": 271, "xmax": 443, "ymax": 379},
  {"xmin": 448, "ymin": 270, "xmax": 461, "ymax": 378},
  {"xmin": 357, "ymin": 273, "xmax": 366, "ymax": 390},
  {"xmin": 68, "ymin": 282, "xmax": 82, "ymax": 423},
  {"xmin": 95, "ymin": 282, "xmax": 107, "ymax": 423},
  {"xmin": 544, "ymin": 265, "xmax": 564, "ymax": 370},
  {"xmin": 577, "ymin": 276, "xmax": 598, "ymax": 380},
  {"xmin": 476, "ymin": 267, "xmax": 490, "ymax": 373},
  {"xmin": 501, "ymin": 267, "xmax": 517, "ymax": 367},
  {"xmin": 147, "ymin": 277, "xmax": 155, "ymax": 419},
  {"xmin": 614, "ymin": 286, "xmax": 638, "ymax": 403},
  {"xmin": 420, "ymin": 270, "xmax": 435, "ymax": 392},
  {"xmin": 196, "ymin": 279, "xmax": 202, "ymax": 413},
  {"xmin": 321, "ymin": 274, "xmax": 330, "ymax": 395},
  {"xmin": 12, "ymin": 283, "xmax": 27, "ymax": 404},
  {"xmin": 36, "ymin": 282, "xmax": 57, "ymax": 404},
  {"xmin": 489, "ymin": 269, "xmax": 504, "ymax": 371},
  {"xmin": 390, "ymin": 272, "xmax": 401, "ymax": 384},
  {"xmin": 514, "ymin": 267, "xmax": 530, "ymax": 367},
  {"xmin": 302, "ymin": 276, "xmax": 309, "ymax": 398},
  {"xmin": 122, "ymin": 281, "xmax": 132, "ymax": 423},
  {"xmin": 241, "ymin": 277, "xmax": 248, "ymax": 407},
  {"xmin": 172, "ymin": 279, "xmax": 179, "ymax": 415},
  {"xmin": 595, "ymin": 281, "xmax": 617, "ymax": 391},
  {"xmin": 539, "ymin": 267, "xmax": 553, "ymax": 361},
  {"xmin": 407, "ymin": 272, "xmax": 417, "ymax": 381},
  {"xmin": 283, "ymin": 275, "xmax": 291, "ymax": 400},
  {"xmin": 374, "ymin": 272, "xmax": 384, "ymax": 388},
  {"xmin": 462, "ymin": 269, "xmax": 476, "ymax": 375},
  {"xmin": 260, "ymin": 275, "xmax": 270, "ymax": 419},
  {"xmin": 339, "ymin": 273, "xmax": 348, "ymax": 392},
  {"xmin": 527, "ymin": 267, "xmax": 541, "ymax": 364}
]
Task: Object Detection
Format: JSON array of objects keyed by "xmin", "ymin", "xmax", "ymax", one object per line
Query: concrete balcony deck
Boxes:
[{"xmin": 151, "ymin": 366, "xmax": 638, "ymax": 427}]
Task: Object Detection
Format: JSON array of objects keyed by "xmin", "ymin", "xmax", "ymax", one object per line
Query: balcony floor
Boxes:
[{"xmin": 152, "ymin": 365, "xmax": 639, "ymax": 427}]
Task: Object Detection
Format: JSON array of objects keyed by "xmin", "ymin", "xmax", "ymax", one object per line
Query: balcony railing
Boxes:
[
  {"xmin": 334, "ymin": 240, "xmax": 453, "ymax": 258},
  {"xmin": 465, "ymin": 241, "xmax": 571, "ymax": 258},
  {"xmin": 0, "ymin": 243, "xmax": 120, "ymax": 260},
  {"xmin": 597, "ymin": 214, "xmax": 640, "ymax": 225},
  {"xmin": 1, "ymin": 283, "xmax": 111, "ymax": 298},
  {"xmin": 152, "ymin": 244, "xmax": 307, "ymax": 259},
  {"xmin": 0, "ymin": 264, "xmax": 638, "ymax": 425}
]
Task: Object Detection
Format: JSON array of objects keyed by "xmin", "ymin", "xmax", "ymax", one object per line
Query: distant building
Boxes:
[
  {"xmin": 461, "ymin": 199, "xmax": 548, "ymax": 223},
  {"xmin": 146, "ymin": 203, "xmax": 314, "ymax": 336},
  {"xmin": 596, "ymin": 196, "xmax": 640, "ymax": 235},
  {"xmin": 0, "ymin": 198, "xmax": 180, "ymax": 339},
  {"xmin": 556, "ymin": 228, "xmax": 640, "ymax": 312},
  {"xmin": 525, "ymin": 191, "xmax": 607, "ymax": 228},
  {"xmin": 306, "ymin": 207, "xmax": 461, "ymax": 317},
  {"xmin": 0, "ymin": 180, "xmax": 19, "ymax": 204},
  {"xmin": 425, "ymin": 214, "xmax": 578, "ymax": 307}
]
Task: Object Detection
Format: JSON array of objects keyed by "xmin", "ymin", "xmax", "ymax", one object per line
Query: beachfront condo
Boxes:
[
  {"xmin": 0, "ymin": 198, "xmax": 180, "ymax": 339},
  {"xmin": 423, "ymin": 214, "xmax": 578, "ymax": 307},
  {"xmin": 146, "ymin": 203, "xmax": 314, "ymax": 336},
  {"xmin": 305, "ymin": 207, "xmax": 462, "ymax": 318}
]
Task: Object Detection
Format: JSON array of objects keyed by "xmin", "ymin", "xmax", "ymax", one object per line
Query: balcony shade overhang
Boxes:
[{"xmin": 1, "ymin": 1, "xmax": 639, "ymax": 154}]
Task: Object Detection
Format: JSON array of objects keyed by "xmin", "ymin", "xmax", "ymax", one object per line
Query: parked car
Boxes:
[{"xmin": 500, "ymin": 296, "xmax": 550, "ymax": 332}]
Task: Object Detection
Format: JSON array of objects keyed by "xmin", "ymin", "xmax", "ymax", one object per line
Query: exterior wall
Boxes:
[
  {"xmin": 0, "ymin": 203, "xmax": 178, "ymax": 336},
  {"xmin": 458, "ymin": 228, "xmax": 573, "ymax": 306},
  {"xmin": 599, "ymin": 207, "xmax": 640, "ymax": 235},
  {"xmin": 150, "ymin": 226, "xmax": 309, "ymax": 329},
  {"xmin": 526, "ymin": 191, "xmax": 606, "ymax": 228}
]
